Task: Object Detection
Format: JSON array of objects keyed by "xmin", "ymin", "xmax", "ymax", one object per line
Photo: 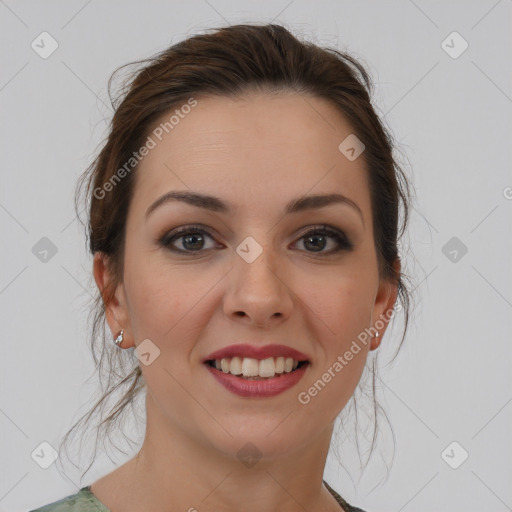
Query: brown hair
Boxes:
[{"xmin": 60, "ymin": 22, "xmax": 415, "ymax": 483}]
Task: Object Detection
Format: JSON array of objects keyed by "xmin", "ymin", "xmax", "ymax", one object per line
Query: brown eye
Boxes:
[
  {"xmin": 160, "ymin": 225, "xmax": 218, "ymax": 254},
  {"xmin": 294, "ymin": 226, "xmax": 353, "ymax": 255}
]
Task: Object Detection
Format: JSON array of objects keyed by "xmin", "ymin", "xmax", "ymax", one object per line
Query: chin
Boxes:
[{"xmin": 201, "ymin": 416, "xmax": 316, "ymax": 463}]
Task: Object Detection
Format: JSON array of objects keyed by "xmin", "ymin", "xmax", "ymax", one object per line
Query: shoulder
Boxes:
[
  {"xmin": 28, "ymin": 487, "xmax": 110, "ymax": 512},
  {"xmin": 323, "ymin": 480, "xmax": 369, "ymax": 512}
]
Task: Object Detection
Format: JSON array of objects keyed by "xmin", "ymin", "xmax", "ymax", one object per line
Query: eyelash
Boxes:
[{"xmin": 159, "ymin": 224, "xmax": 353, "ymax": 256}]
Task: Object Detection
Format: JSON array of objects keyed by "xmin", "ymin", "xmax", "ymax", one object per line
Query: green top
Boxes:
[{"xmin": 28, "ymin": 481, "xmax": 367, "ymax": 512}]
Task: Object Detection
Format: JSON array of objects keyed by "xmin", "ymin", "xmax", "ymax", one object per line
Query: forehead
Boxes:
[{"xmin": 131, "ymin": 91, "xmax": 370, "ymax": 219}]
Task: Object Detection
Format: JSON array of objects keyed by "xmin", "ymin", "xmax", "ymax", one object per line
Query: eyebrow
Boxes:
[{"xmin": 145, "ymin": 190, "xmax": 364, "ymax": 224}]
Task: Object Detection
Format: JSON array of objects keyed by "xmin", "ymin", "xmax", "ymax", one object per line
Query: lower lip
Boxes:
[{"xmin": 205, "ymin": 363, "xmax": 309, "ymax": 398}]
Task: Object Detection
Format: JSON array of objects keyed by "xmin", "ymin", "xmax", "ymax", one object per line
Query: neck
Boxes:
[{"xmin": 117, "ymin": 394, "xmax": 341, "ymax": 512}]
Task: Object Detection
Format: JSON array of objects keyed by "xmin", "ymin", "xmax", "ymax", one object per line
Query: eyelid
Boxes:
[
  {"xmin": 291, "ymin": 224, "xmax": 353, "ymax": 252},
  {"xmin": 159, "ymin": 224, "xmax": 219, "ymax": 249},
  {"xmin": 159, "ymin": 223, "xmax": 353, "ymax": 255}
]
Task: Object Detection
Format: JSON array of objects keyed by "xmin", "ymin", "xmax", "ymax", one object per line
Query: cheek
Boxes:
[
  {"xmin": 123, "ymin": 253, "xmax": 185, "ymax": 337},
  {"xmin": 124, "ymin": 252, "xmax": 219, "ymax": 347},
  {"xmin": 303, "ymin": 272, "xmax": 374, "ymax": 336},
  {"xmin": 129, "ymin": 286, "xmax": 185, "ymax": 339},
  {"xmin": 298, "ymin": 281, "xmax": 371, "ymax": 419}
]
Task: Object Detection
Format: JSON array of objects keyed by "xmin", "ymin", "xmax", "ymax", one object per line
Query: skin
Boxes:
[{"xmin": 91, "ymin": 91, "xmax": 399, "ymax": 512}]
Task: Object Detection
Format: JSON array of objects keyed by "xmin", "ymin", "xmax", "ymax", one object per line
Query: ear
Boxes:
[
  {"xmin": 93, "ymin": 252, "xmax": 134, "ymax": 349},
  {"xmin": 369, "ymin": 258, "xmax": 400, "ymax": 351}
]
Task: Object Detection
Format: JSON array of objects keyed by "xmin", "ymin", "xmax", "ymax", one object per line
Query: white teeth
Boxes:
[
  {"xmin": 230, "ymin": 356, "xmax": 242, "ymax": 375},
  {"xmin": 241, "ymin": 357, "xmax": 259, "ymax": 377},
  {"xmin": 259, "ymin": 357, "xmax": 275, "ymax": 378},
  {"xmin": 213, "ymin": 356, "xmax": 304, "ymax": 378}
]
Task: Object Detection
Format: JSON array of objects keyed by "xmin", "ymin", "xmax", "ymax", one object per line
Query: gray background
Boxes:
[{"xmin": 1, "ymin": 1, "xmax": 511, "ymax": 511}]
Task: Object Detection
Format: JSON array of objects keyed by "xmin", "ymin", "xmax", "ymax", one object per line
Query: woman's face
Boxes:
[{"xmin": 97, "ymin": 91, "xmax": 398, "ymax": 459}]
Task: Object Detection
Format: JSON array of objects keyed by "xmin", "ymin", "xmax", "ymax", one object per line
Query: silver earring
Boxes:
[{"xmin": 114, "ymin": 329, "xmax": 124, "ymax": 348}]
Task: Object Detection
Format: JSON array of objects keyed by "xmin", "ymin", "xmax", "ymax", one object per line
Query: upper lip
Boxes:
[{"xmin": 203, "ymin": 344, "xmax": 310, "ymax": 363}]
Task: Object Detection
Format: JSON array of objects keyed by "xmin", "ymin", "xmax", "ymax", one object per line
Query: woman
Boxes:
[{"xmin": 30, "ymin": 22, "xmax": 412, "ymax": 512}]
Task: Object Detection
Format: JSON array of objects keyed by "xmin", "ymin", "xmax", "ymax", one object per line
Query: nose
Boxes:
[{"xmin": 223, "ymin": 244, "xmax": 294, "ymax": 328}]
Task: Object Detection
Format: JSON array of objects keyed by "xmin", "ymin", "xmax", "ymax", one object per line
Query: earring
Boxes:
[{"xmin": 114, "ymin": 329, "xmax": 124, "ymax": 348}]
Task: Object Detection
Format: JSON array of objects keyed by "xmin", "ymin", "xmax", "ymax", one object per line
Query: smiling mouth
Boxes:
[{"xmin": 205, "ymin": 356, "xmax": 309, "ymax": 380}]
